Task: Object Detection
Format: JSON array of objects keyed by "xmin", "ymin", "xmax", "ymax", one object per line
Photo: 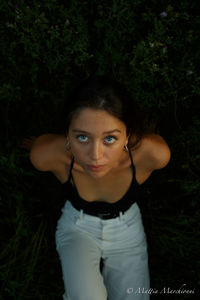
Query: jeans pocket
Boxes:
[
  {"xmin": 122, "ymin": 213, "xmax": 147, "ymax": 247},
  {"xmin": 55, "ymin": 221, "xmax": 78, "ymax": 254},
  {"xmin": 124, "ymin": 214, "xmax": 141, "ymax": 229}
]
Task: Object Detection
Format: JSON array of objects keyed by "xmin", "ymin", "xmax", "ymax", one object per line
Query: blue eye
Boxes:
[
  {"xmin": 77, "ymin": 135, "xmax": 88, "ymax": 142},
  {"xmin": 104, "ymin": 136, "xmax": 116, "ymax": 144}
]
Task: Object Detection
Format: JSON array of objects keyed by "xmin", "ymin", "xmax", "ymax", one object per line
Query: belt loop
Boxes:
[
  {"xmin": 119, "ymin": 211, "xmax": 124, "ymax": 222},
  {"xmin": 80, "ymin": 209, "xmax": 84, "ymax": 220}
]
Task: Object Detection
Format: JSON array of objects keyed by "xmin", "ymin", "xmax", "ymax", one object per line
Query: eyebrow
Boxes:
[{"xmin": 72, "ymin": 129, "xmax": 121, "ymax": 134}]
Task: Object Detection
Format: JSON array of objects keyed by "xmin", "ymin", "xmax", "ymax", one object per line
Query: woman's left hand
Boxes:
[{"xmin": 19, "ymin": 136, "xmax": 36, "ymax": 151}]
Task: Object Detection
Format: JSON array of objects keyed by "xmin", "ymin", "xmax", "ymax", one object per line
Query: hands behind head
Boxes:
[{"xmin": 19, "ymin": 136, "xmax": 36, "ymax": 151}]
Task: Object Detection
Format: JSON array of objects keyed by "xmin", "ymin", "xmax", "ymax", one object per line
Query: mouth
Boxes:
[{"xmin": 87, "ymin": 165, "xmax": 105, "ymax": 171}]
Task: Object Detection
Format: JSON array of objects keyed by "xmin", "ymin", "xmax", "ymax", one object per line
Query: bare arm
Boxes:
[
  {"xmin": 138, "ymin": 133, "xmax": 171, "ymax": 172},
  {"xmin": 27, "ymin": 133, "xmax": 70, "ymax": 179},
  {"xmin": 28, "ymin": 134, "xmax": 60, "ymax": 171}
]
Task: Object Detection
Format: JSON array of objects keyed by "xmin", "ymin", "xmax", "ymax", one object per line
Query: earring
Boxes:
[
  {"xmin": 66, "ymin": 139, "xmax": 71, "ymax": 150},
  {"xmin": 124, "ymin": 144, "xmax": 129, "ymax": 152}
]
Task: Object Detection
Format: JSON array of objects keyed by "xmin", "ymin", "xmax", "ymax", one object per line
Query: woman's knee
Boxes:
[
  {"xmin": 58, "ymin": 246, "xmax": 107, "ymax": 300},
  {"xmin": 63, "ymin": 277, "xmax": 108, "ymax": 300}
]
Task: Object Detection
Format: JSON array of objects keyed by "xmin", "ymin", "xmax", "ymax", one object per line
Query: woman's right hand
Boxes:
[{"xmin": 19, "ymin": 136, "xmax": 37, "ymax": 151}]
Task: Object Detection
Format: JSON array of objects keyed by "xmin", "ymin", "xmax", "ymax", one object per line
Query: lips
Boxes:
[{"xmin": 87, "ymin": 165, "xmax": 105, "ymax": 171}]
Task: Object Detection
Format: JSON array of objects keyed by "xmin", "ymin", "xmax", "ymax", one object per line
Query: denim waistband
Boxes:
[
  {"xmin": 69, "ymin": 199, "xmax": 137, "ymax": 219},
  {"xmin": 62, "ymin": 200, "xmax": 139, "ymax": 224}
]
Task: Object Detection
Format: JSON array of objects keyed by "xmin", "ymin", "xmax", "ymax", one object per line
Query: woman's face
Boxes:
[{"xmin": 68, "ymin": 108, "xmax": 129, "ymax": 178}]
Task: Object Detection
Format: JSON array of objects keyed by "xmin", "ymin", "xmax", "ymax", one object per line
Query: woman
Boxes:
[{"xmin": 28, "ymin": 75, "xmax": 171, "ymax": 300}]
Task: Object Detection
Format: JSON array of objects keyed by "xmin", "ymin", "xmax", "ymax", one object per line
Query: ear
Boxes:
[{"xmin": 125, "ymin": 133, "xmax": 130, "ymax": 145}]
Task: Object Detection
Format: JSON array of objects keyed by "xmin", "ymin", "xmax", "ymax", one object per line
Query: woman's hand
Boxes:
[{"xmin": 19, "ymin": 136, "xmax": 36, "ymax": 151}]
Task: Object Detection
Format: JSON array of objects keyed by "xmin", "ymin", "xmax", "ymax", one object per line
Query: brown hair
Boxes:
[{"xmin": 57, "ymin": 75, "xmax": 156, "ymax": 149}]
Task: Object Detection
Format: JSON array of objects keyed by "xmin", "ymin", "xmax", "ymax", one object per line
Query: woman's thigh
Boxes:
[
  {"xmin": 55, "ymin": 202, "xmax": 108, "ymax": 300},
  {"xmin": 102, "ymin": 238, "xmax": 149, "ymax": 300},
  {"xmin": 101, "ymin": 203, "xmax": 150, "ymax": 300}
]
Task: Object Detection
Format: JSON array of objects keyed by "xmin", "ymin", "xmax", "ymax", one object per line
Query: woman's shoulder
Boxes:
[
  {"xmin": 29, "ymin": 133, "xmax": 71, "ymax": 173},
  {"xmin": 131, "ymin": 133, "xmax": 171, "ymax": 172}
]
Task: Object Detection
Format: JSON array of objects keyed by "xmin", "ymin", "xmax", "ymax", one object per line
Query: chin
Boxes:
[{"xmin": 87, "ymin": 169, "xmax": 108, "ymax": 179}]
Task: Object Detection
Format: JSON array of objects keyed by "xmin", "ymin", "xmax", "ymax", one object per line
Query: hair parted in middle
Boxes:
[{"xmin": 58, "ymin": 75, "xmax": 155, "ymax": 149}]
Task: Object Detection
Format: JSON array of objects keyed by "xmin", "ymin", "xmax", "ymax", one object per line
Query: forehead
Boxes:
[{"xmin": 69, "ymin": 108, "xmax": 126, "ymax": 132}]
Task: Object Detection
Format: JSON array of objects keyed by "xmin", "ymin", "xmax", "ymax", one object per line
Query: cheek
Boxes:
[
  {"xmin": 106, "ymin": 145, "xmax": 123, "ymax": 160},
  {"xmin": 70, "ymin": 144, "xmax": 88, "ymax": 161}
]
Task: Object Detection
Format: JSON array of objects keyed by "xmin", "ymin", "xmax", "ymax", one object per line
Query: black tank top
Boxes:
[{"xmin": 62, "ymin": 150, "xmax": 140, "ymax": 214}]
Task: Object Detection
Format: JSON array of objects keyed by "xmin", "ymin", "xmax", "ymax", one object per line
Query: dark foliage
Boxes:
[{"xmin": 0, "ymin": 0, "xmax": 199, "ymax": 299}]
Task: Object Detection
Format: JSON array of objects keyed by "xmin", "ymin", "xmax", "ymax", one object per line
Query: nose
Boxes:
[{"xmin": 90, "ymin": 141, "xmax": 103, "ymax": 162}]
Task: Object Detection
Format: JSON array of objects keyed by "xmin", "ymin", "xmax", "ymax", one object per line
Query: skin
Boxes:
[
  {"xmin": 67, "ymin": 108, "xmax": 129, "ymax": 179},
  {"xmin": 29, "ymin": 108, "xmax": 171, "ymax": 203}
]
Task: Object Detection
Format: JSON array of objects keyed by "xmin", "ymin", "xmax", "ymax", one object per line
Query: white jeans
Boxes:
[{"xmin": 55, "ymin": 200, "xmax": 150, "ymax": 300}]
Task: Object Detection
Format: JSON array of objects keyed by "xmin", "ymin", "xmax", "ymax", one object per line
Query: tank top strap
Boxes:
[
  {"xmin": 128, "ymin": 149, "xmax": 136, "ymax": 177},
  {"xmin": 67, "ymin": 156, "xmax": 74, "ymax": 182}
]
